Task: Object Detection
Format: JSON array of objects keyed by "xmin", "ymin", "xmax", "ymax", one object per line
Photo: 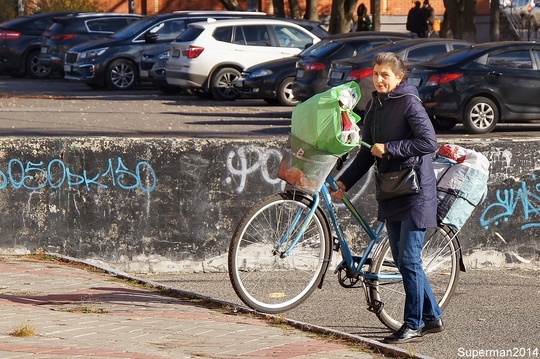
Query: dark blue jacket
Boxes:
[{"xmin": 338, "ymin": 81, "xmax": 438, "ymax": 228}]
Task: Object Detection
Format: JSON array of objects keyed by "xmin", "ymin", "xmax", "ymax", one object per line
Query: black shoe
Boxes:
[
  {"xmin": 422, "ymin": 318, "xmax": 444, "ymax": 335},
  {"xmin": 382, "ymin": 325, "xmax": 423, "ymax": 344}
]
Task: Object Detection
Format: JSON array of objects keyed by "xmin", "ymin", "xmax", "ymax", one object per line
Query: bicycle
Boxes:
[{"xmin": 228, "ymin": 143, "xmax": 464, "ymax": 331}]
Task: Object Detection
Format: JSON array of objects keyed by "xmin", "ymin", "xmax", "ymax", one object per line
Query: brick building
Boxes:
[{"xmin": 99, "ymin": 0, "xmax": 490, "ymax": 18}]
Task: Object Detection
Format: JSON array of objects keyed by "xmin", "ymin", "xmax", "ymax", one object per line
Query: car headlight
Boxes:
[
  {"xmin": 250, "ymin": 69, "xmax": 273, "ymax": 78},
  {"xmin": 79, "ymin": 47, "xmax": 108, "ymax": 60},
  {"xmin": 158, "ymin": 51, "xmax": 170, "ymax": 60}
]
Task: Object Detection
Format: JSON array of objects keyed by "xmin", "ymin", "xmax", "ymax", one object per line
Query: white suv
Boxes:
[{"xmin": 165, "ymin": 18, "xmax": 320, "ymax": 100}]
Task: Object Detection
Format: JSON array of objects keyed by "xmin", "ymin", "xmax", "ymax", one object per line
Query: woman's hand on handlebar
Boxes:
[{"xmin": 330, "ymin": 180, "xmax": 347, "ymax": 200}]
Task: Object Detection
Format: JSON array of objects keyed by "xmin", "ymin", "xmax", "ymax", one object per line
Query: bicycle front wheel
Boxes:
[
  {"xmin": 228, "ymin": 192, "xmax": 332, "ymax": 314},
  {"xmin": 368, "ymin": 225, "xmax": 461, "ymax": 331}
]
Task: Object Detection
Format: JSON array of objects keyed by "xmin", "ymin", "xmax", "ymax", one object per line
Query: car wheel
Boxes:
[
  {"xmin": 277, "ymin": 76, "xmax": 299, "ymax": 106},
  {"xmin": 211, "ymin": 67, "xmax": 241, "ymax": 101},
  {"xmin": 106, "ymin": 59, "xmax": 138, "ymax": 90},
  {"xmin": 26, "ymin": 50, "xmax": 52, "ymax": 79},
  {"xmin": 432, "ymin": 117, "xmax": 457, "ymax": 131},
  {"xmin": 462, "ymin": 97, "xmax": 499, "ymax": 134}
]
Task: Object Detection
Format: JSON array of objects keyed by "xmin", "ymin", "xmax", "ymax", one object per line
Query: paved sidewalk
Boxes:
[{"xmin": 0, "ymin": 254, "xmax": 427, "ymax": 359}]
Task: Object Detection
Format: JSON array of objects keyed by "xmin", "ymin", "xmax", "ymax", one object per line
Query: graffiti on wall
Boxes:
[
  {"xmin": 0, "ymin": 157, "xmax": 157, "ymax": 192},
  {"xmin": 224, "ymin": 145, "xmax": 374, "ymax": 198},
  {"xmin": 480, "ymin": 175, "xmax": 540, "ymax": 230},
  {"xmin": 225, "ymin": 145, "xmax": 284, "ymax": 193}
]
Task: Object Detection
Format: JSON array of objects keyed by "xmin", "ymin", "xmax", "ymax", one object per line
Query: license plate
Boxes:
[
  {"xmin": 140, "ymin": 70, "xmax": 149, "ymax": 78},
  {"xmin": 64, "ymin": 64, "xmax": 72, "ymax": 73},
  {"xmin": 330, "ymin": 71, "xmax": 343, "ymax": 80},
  {"xmin": 40, "ymin": 47, "xmax": 47, "ymax": 54},
  {"xmin": 296, "ymin": 70, "xmax": 304, "ymax": 78},
  {"xmin": 408, "ymin": 77, "xmax": 421, "ymax": 87},
  {"xmin": 171, "ymin": 49, "xmax": 180, "ymax": 58},
  {"xmin": 234, "ymin": 80, "xmax": 244, "ymax": 88}
]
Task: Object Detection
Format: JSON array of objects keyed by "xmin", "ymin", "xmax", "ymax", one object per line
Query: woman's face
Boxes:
[{"xmin": 372, "ymin": 64, "xmax": 403, "ymax": 94}]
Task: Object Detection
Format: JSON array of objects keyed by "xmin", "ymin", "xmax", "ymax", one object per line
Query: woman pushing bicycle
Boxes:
[{"xmin": 331, "ymin": 52, "xmax": 444, "ymax": 344}]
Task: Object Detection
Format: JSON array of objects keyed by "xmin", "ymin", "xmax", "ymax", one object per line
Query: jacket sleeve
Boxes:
[{"xmin": 385, "ymin": 95, "xmax": 438, "ymax": 159}]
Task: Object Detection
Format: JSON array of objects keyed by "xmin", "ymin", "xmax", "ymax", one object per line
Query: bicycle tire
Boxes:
[
  {"xmin": 368, "ymin": 225, "xmax": 461, "ymax": 331},
  {"xmin": 228, "ymin": 191, "xmax": 332, "ymax": 313}
]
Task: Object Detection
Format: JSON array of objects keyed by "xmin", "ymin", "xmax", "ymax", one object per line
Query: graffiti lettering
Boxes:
[
  {"xmin": 0, "ymin": 157, "xmax": 156, "ymax": 192},
  {"xmin": 225, "ymin": 146, "xmax": 284, "ymax": 193},
  {"xmin": 480, "ymin": 176, "xmax": 540, "ymax": 230}
]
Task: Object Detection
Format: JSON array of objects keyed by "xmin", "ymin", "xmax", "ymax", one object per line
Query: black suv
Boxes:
[
  {"xmin": 39, "ymin": 12, "xmax": 143, "ymax": 74},
  {"xmin": 63, "ymin": 11, "xmax": 268, "ymax": 90},
  {"xmin": 0, "ymin": 11, "xmax": 75, "ymax": 78}
]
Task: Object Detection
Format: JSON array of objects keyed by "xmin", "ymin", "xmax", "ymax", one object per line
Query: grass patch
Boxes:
[{"xmin": 9, "ymin": 323, "xmax": 36, "ymax": 337}]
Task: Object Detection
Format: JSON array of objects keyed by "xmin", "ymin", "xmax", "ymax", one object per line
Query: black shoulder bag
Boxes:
[{"xmin": 372, "ymin": 109, "xmax": 420, "ymax": 202}]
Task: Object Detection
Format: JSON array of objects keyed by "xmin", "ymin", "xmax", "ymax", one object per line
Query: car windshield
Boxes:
[{"xmin": 110, "ymin": 16, "xmax": 154, "ymax": 39}]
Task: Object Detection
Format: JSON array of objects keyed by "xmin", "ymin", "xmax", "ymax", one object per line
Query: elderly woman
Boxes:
[{"xmin": 331, "ymin": 52, "xmax": 444, "ymax": 344}]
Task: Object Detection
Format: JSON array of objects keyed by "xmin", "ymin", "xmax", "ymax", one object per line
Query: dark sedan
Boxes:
[
  {"xmin": 326, "ymin": 38, "xmax": 471, "ymax": 114},
  {"xmin": 236, "ymin": 31, "xmax": 413, "ymax": 106},
  {"xmin": 0, "ymin": 11, "xmax": 75, "ymax": 78},
  {"xmin": 409, "ymin": 41, "xmax": 540, "ymax": 134},
  {"xmin": 292, "ymin": 33, "xmax": 415, "ymax": 102}
]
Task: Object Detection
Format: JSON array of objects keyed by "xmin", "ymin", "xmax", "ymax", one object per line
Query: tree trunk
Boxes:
[
  {"xmin": 442, "ymin": 0, "xmax": 477, "ymax": 42},
  {"xmin": 490, "ymin": 0, "xmax": 500, "ymax": 41},
  {"xmin": 328, "ymin": 0, "xmax": 358, "ymax": 34},
  {"xmin": 371, "ymin": 0, "xmax": 380, "ymax": 31},
  {"xmin": 305, "ymin": 0, "xmax": 319, "ymax": 20},
  {"xmin": 218, "ymin": 0, "xmax": 243, "ymax": 11},
  {"xmin": 289, "ymin": 0, "xmax": 302, "ymax": 18},
  {"xmin": 273, "ymin": 0, "xmax": 286, "ymax": 17}
]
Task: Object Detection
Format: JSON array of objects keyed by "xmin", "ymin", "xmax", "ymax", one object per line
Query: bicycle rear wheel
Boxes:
[
  {"xmin": 228, "ymin": 192, "xmax": 332, "ymax": 313},
  {"xmin": 368, "ymin": 225, "xmax": 461, "ymax": 331}
]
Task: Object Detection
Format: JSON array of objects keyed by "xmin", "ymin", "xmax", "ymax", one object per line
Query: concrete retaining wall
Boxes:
[{"xmin": 0, "ymin": 137, "xmax": 538, "ymax": 272}]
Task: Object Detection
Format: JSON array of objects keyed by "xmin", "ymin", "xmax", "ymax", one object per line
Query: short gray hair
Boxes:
[{"xmin": 373, "ymin": 52, "xmax": 408, "ymax": 78}]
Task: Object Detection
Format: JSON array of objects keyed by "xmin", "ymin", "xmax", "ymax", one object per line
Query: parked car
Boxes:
[
  {"xmin": 326, "ymin": 38, "xmax": 471, "ymax": 114},
  {"xmin": 0, "ymin": 11, "xmax": 75, "ymax": 78},
  {"xmin": 409, "ymin": 41, "xmax": 540, "ymax": 134},
  {"xmin": 291, "ymin": 33, "xmax": 414, "ymax": 102},
  {"xmin": 166, "ymin": 18, "xmax": 321, "ymax": 100},
  {"xmin": 235, "ymin": 31, "xmax": 412, "ymax": 106},
  {"xmin": 39, "ymin": 12, "xmax": 143, "ymax": 74},
  {"xmin": 140, "ymin": 43, "xmax": 181, "ymax": 94},
  {"xmin": 140, "ymin": 17, "xmax": 328, "ymax": 96},
  {"xmin": 63, "ymin": 11, "xmax": 267, "ymax": 90}
]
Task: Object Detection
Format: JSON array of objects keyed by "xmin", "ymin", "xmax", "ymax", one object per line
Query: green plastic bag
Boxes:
[{"xmin": 291, "ymin": 81, "xmax": 362, "ymax": 156}]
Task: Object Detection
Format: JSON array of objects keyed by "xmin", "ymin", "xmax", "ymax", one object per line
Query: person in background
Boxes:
[
  {"xmin": 422, "ymin": 0, "xmax": 435, "ymax": 36},
  {"xmin": 330, "ymin": 52, "xmax": 444, "ymax": 344},
  {"xmin": 406, "ymin": 1, "xmax": 428, "ymax": 37},
  {"xmin": 356, "ymin": 3, "xmax": 372, "ymax": 31}
]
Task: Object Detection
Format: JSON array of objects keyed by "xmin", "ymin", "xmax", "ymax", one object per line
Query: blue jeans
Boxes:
[{"xmin": 385, "ymin": 216, "xmax": 442, "ymax": 330}]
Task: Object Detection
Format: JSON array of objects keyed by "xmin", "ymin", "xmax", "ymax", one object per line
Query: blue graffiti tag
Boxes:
[
  {"xmin": 0, "ymin": 157, "xmax": 157, "ymax": 192},
  {"xmin": 480, "ymin": 177, "xmax": 540, "ymax": 230}
]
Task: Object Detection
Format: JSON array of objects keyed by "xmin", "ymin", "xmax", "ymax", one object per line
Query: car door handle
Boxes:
[{"xmin": 488, "ymin": 71, "xmax": 502, "ymax": 76}]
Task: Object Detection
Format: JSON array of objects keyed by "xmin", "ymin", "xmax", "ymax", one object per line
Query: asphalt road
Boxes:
[
  {"xmin": 2, "ymin": 74, "xmax": 540, "ymax": 359},
  {"xmin": 2, "ymin": 75, "xmax": 540, "ymax": 140},
  {"xmin": 141, "ymin": 269, "xmax": 540, "ymax": 359}
]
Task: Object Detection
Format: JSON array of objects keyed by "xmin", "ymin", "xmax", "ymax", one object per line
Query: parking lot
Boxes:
[{"xmin": 2, "ymin": 74, "xmax": 540, "ymax": 141}]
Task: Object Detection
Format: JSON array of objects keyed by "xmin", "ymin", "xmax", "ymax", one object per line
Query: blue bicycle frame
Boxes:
[{"xmin": 278, "ymin": 174, "xmax": 402, "ymax": 282}]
